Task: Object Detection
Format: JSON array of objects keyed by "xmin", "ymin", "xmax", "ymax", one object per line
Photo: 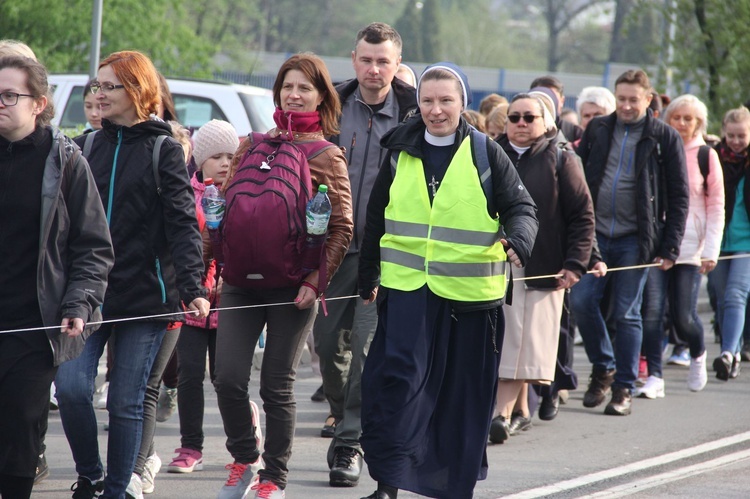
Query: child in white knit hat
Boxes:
[{"xmin": 165, "ymin": 119, "xmax": 259, "ymax": 476}]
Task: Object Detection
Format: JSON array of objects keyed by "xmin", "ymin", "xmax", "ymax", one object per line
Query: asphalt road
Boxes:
[{"xmin": 34, "ymin": 283, "xmax": 750, "ymax": 498}]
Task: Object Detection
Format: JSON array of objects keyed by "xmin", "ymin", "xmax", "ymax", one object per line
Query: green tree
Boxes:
[
  {"xmin": 666, "ymin": 0, "xmax": 750, "ymax": 127},
  {"xmin": 420, "ymin": 0, "xmax": 442, "ymax": 62},
  {"xmin": 395, "ymin": 1, "xmax": 424, "ymax": 61}
]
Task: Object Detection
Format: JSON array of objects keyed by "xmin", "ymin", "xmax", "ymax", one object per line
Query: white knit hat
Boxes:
[{"xmin": 192, "ymin": 119, "xmax": 239, "ymax": 168}]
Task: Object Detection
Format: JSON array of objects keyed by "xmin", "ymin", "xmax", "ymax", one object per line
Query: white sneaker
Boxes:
[
  {"xmin": 251, "ymin": 479, "xmax": 285, "ymax": 499},
  {"xmin": 688, "ymin": 350, "xmax": 708, "ymax": 391},
  {"xmin": 635, "ymin": 375, "xmax": 665, "ymax": 399},
  {"xmin": 249, "ymin": 400, "xmax": 265, "ymax": 474},
  {"xmin": 126, "ymin": 473, "xmax": 144, "ymax": 499},
  {"xmin": 95, "ymin": 381, "xmax": 109, "ymax": 410},
  {"xmin": 141, "ymin": 452, "xmax": 162, "ymax": 494}
]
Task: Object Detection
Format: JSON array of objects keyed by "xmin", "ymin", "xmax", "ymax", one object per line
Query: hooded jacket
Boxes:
[
  {"xmin": 577, "ymin": 109, "xmax": 689, "ymax": 263},
  {"xmin": 74, "ymin": 119, "xmax": 206, "ymax": 321},
  {"xmin": 358, "ymin": 115, "xmax": 538, "ymax": 311},
  {"xmin": 2, "ymin": 127, "xmax": 114, "ymax": 365}
]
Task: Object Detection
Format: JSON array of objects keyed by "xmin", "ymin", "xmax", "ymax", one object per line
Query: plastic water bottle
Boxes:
[
  {"xmin": 302, "ymin": 184, "xmax": 331, "ymax": 272},
  {"xmin": 202, "ymin": 178, "xmax": 225, "ymax": 266},
  {"xmin": 202, "ymin": 178, "xmax": 225, "ymax": 230}
]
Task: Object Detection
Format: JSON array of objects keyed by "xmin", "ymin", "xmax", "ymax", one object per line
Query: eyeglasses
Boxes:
[
  {"xmin": 507, "ymin": 114, "xmax": 542, "ymax": 124},
  {"xmin": 0, "ymin": 91, "xmax": 35, "ymax": 107},
  {"xmin": 90, "ymin": 82, "xmax": 125, "ymax": 94}
]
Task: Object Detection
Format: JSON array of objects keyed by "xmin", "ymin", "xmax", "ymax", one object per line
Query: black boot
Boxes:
[
  {"xmin": 329, "ymin": 446, "xmax": 362, "ymax": 487},
  {"xmin": 361, "ymin": 483, "xmax": 398, "ymax": 499}
]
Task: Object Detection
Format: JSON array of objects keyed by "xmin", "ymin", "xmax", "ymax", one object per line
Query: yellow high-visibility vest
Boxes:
[{"xmin": 380, "ymin": 136, "xmax": 508, "ymax": 302}]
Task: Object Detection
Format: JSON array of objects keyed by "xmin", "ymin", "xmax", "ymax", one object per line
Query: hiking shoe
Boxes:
[
  {"xmin": 141, "ymin": 453, "xmax": 161, "ymax": 494},
  {"xmin": 34, "ymin": 453, "xmax": 49, "ymax": 485},
  {"xmin": 508, "ymin": 411, "xmax": 532, "ymax": 435},
  {"xmin": 634, "ymin": 375, "xmax": 665, "ymax": 399},
  {"xmin": 95, "ymin": 381, "xmax": 109, "ymax": 410},
  {"xmin": 688, "ymin": 350, "xmax": 708, "ymax": 392},
  {"xmin": 155, "ymin": 385, "xmax": 177, "ymax": 422},
  {"xmin": 167, "ymin": 447, "xmax": 203, "ymax": 473},
  {"xmin": 667, "ymin": 348, "xmax": 690, "ymax": 367},
  {"xmin": 488, "ymin": 415, "xmax": 510, "ymax": 444},
  {"xmin": 218, "ymin": 462, "xmax": 254, "ymax": 499},
  {"xmin": 604, "ymin": 386, "xmax": 632, "ymax": 416},
  {"xmin": 70, "ymin": 476, "xmax": 104, "ymax": 499},
  {"xmin": 125, "ymin": 473, "xmax": 144, "ymax": 499},
  {"xmin": 583, "ymin": 369, "xmax": 615, "ymax": 408},
  {"xmin": 713, "ymin": 351, "xmax": 733, "ymax": 381},
  {"xmin": 251, "ymin": 479, "xmax": 285, "ymax": 499},
  {"xmin": 329, "ymin": 446, "xmax": 362, "ymax": 487}
]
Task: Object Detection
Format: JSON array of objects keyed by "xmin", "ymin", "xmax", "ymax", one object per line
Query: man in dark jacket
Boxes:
[
  {"xmin": 569, "ymin": 69, "xmax": 689, "ymax": 417},
  {"xmin": 312, "ymin": 22, "xmax": 417, "ymax": 488}
]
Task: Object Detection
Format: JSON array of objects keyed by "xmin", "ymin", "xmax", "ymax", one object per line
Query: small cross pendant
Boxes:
[{"xmin": 429, "ymin": 175, "xmax": 440, "ymax": 196}]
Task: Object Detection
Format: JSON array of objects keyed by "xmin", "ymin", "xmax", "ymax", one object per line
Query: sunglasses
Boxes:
[{"xmin": 508, "ymin": 114, "xmax": 541, "ymax": 124}]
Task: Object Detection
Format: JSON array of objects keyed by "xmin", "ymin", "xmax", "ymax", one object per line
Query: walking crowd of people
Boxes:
[{"xmin": 1, "ymin": 17, "xmax": 749, "ymax": 499}]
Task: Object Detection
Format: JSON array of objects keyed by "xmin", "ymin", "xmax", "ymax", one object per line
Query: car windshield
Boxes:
[{"xmin": 239, "ymin": 92, "xmax": 276, "ymax": 133}]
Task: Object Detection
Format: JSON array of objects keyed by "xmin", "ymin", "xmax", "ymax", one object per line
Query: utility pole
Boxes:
[{"xmin": 89, "ymin": 0, "xmax": 103, "ymax": 79}]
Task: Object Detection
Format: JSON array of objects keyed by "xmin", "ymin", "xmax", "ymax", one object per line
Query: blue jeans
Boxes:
[
  {"xmin": 55, "ymin": 322, "xmax": 166, "ymax": 498},
  {"xmin": 642, "ymin": 265, "xmax": 704, "ymax": 377},
  {"xmin": 569, "ymin": 234, "xmax": 649, "ymax": 390},
  {"xmin": 710, "ymin": 254, "xmax": 750, "ymax": 355}
]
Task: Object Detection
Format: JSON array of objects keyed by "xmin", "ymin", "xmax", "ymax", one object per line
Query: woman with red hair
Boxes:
[{"xmin": 54, "ymin": 50, "xmax": 209, "ymax": 499}]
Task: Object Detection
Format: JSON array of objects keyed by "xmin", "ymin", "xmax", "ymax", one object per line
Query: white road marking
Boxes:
[
  {"xmin": 585, "ymin": 449, "xmax": 750, "ymax": 497},
  {"xmin": 500, "ymin": 432, "xmax": 750, "ymax": 499}
]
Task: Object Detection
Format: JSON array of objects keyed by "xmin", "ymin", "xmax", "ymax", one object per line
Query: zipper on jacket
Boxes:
[
  {"xmin": 610, "ymin": 125, "xmax": 630, "ymax": 237},
  {"xmin": 106, "ymin": 129, "xmax": 123, "ymax": 227},
  {"xmin": 353, "ymin": 108, "xmax": 375, "ymax": 251},
  {"xmin": 155, "ymin": 257, "xmax": 167, "ymax": 303}
]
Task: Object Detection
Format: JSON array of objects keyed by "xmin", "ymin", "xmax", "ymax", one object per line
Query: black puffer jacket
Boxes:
[
  {"xmin": 578, "ymin": 110, "xmax": 689, "ymax": 263},
  {"xmin": 74, "ymin": 119, "xmax": 205, "ymax": 321},
  {"xmin": 358, "ymin": 115, "xmax": 538, "ymax": 310}
]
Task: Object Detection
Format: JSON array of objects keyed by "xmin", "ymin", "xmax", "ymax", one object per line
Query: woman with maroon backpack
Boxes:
[{"xmin": 213, "ymin": 53, "xmax": 353, "ymax": 499}]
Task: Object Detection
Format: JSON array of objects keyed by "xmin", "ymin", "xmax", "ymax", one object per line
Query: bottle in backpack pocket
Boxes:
[
  {"xmin": 202, "ymin": 178, "xmax": 225, "ymax": 266},
  {"xmin": 302, "ymin": 184, "xmax": 331, "ymax": 273},
  {"xmin": 202, "ymin": 178, "xmax": 225, "ymax": 229}
]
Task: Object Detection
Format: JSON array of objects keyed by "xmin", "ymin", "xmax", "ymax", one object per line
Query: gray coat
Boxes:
[{"xmin": 40, "ymin": 128, "xmax": 114, "ymax": 366}]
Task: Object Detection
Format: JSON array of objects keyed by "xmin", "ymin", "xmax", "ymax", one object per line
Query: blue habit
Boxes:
[{"xmin": 360, "ymin": 285, "xmax": 503, "ymax": 499}]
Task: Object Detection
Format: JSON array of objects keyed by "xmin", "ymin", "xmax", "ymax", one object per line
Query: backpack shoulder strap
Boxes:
[
  {"xmin": 82, "ymin": 130, "xmax": 97, "ymax": 158},
  {"xmin": 698, "ymin": 145, "xmax": 711, "ymax": 196},
  {"xmin": 471, "ymin": 129, "xmax": 492, "ymax": 199},
  {"xmin": 152, "ymin": 135, "xmax": 167, "ymax": 196}
]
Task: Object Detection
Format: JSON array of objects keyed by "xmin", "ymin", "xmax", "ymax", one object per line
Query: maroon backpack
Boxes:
[{"xmin": 221, "ymin": 132, "xmax": 333, "ymax": 291}]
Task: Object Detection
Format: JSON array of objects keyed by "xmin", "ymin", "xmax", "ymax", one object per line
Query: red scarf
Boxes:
[{"xmin": 273, "ymin": 108, "xmax": 322, "ymax": 135}]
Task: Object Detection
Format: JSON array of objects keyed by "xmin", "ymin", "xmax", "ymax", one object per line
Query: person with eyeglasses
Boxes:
[
  {"xmin": 357, "ymin": 62, "xmax": 538, "ymax": 499},
  {"xmin": 489, "ymin": 93, "xmax": 595, "ymax": 443},
  {"xmin": 0, "ymin": 55, "xmax": 113, "ymax": 499},
  {"xmin": 54, "ymin": 50, "xmax": 209, "ymax": 499}
]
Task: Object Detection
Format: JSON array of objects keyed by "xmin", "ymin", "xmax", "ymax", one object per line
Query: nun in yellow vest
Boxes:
[{"xmin": 357, "ymin": 62, "xmax": 539, "ymax": 499}]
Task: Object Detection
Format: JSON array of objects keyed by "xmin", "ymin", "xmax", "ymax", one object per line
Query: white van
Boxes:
[{"xmin": 49, "ymin": 74, "xmax": 276, "ymax": 136}]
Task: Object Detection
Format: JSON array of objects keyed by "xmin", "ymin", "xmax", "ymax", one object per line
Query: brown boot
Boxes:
[
  {"xmin": 604, "ymin": 386, "xmax": 632, "ymax": 416},
  {"xmin": 583, "ymin": 369, "xmax": 615, "ymax": 408}
]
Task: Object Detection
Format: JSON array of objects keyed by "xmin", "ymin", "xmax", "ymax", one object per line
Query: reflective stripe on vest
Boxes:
[{"xmin": 380, "ymin": 136, "xmax": 507, "ymax": 301}]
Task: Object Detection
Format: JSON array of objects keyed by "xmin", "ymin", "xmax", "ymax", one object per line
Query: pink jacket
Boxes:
[
  {"xmin": 184, "ymin": 174, "xmax": 220, "ymax": 329},
  {"xmin": 677, "ymin": 136, "xmax": 725, "ymax": 265}
]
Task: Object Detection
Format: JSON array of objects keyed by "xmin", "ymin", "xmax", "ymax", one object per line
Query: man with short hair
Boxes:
[
  {"xmin": 569, "ymin": 69, "xmax": 689, "ymax": 416},
  {"xmin": 530, "ymin": 75, "xmax": 583, "ymax": 143},
  {"xmin": 313, "ymin": 22, "xmax": 417, "ymax": 488}
]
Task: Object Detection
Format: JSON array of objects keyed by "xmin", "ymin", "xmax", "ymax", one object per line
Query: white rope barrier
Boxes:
[{"xmin": 1, "ymin": 254, "xmax": 747, "ymax": 335}]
